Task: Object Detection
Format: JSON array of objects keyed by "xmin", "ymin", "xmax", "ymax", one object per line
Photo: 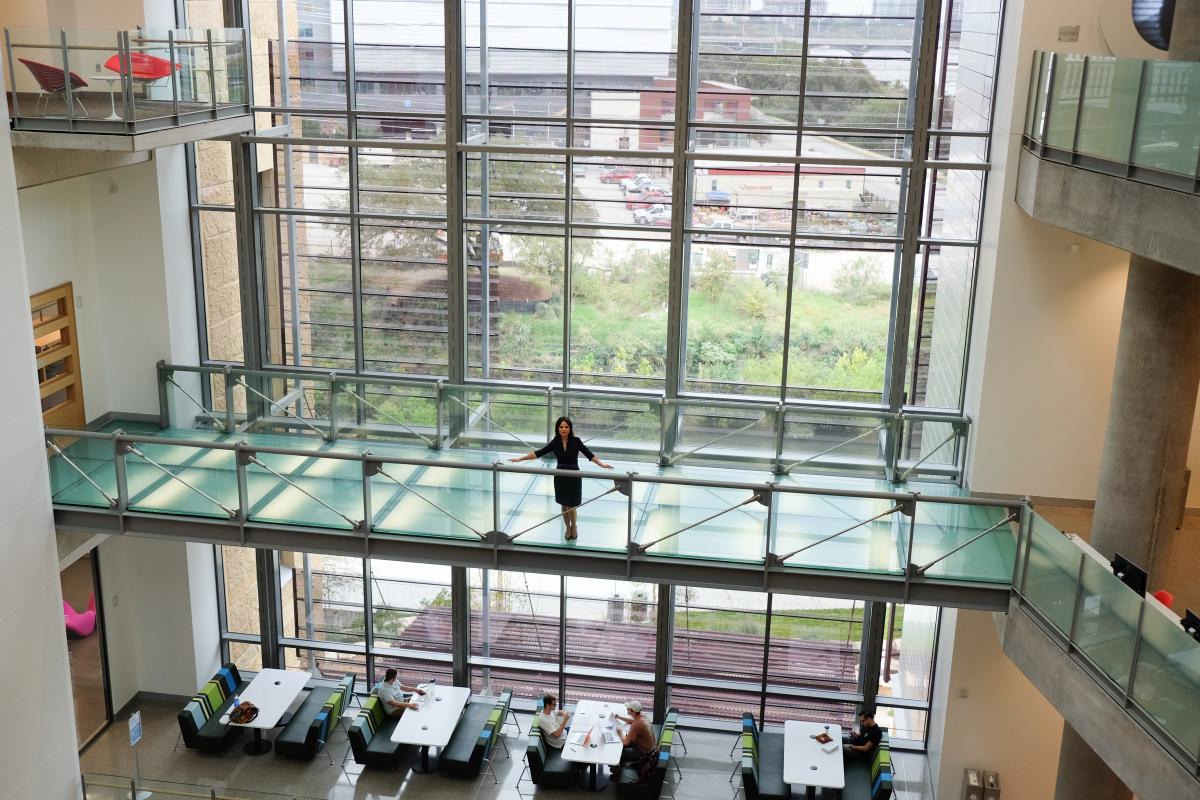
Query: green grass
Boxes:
[{"xmin": 675, "ymin": 606, "xmax": 904, "ymax": 643}]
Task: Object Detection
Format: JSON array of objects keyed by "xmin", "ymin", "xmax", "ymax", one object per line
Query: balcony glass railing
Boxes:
[
  {"xmin": 1013, "ymin": 516, "xmax": 1200, "ymax": 770},
  {"xmin": 4, "ymin": 26, "xmax": 249, "ymax": 133},
  {"xmin": 1024, "ymin": 51, "xmax": 1200, "ymax": 191}
]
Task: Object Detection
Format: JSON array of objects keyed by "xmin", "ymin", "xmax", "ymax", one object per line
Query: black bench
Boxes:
[
  {"xmin": 524, "ymin": 699, "xmax": 578, "ymax": 789},
  {"xmin": 841, "ymin": 730, "xmax": 893, "ymax": 800},
  {"xmin": 177, "ymin": 663, "xmax": 249, "ymax": 755},
  {"xmin": 275, "ymin": 674, "xmax": 355, "ymax": 761},
  {"xmin": 616, "ymin": 707, "xmax": 681, "ymax": 799},
  {"xmin": 739, "ymin": 712, "xmax": 787, "ymax": 800},
  {"xmin": 440, "ymin": 689, "xmax": 513, "ymax": 778},
  {"xmin": 347, "ymin": 695, "xmax": 416, "ymax": 771}
]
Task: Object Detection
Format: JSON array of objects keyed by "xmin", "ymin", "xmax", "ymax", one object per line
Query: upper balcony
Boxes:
[
  {"xmin": 4, "ymin": 26, "xmax": 253, "ymax": 151},
  {"xmin": 1017, "ymin": 51, "xmax": 1200, "ymax": 270}
]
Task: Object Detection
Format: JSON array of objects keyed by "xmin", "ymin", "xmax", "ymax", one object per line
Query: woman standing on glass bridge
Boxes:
[{"xmin": 510, "ymin": 416, "xmax": 614, "ymax": 540}]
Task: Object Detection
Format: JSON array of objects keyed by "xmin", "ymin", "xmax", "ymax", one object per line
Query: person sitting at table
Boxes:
[
  {"xmin": 611, "ymin": 700, "xmax": 657, "ymax": 774},
  {"xmin": 538, "ymin": 694, "xmax": 571, "ymax": 749},
  {"xmin": 376, "ymin": 668, "xmax": 426, "ymax": 718},
  {"xmin": 844, "ymin": 710, "xmax": 883, "ymax": 758}
]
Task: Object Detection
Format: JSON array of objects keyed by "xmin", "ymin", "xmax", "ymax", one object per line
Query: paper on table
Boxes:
[{"xmin": 821, "ymin": 741, "xmax": 840, "ymax": 754}]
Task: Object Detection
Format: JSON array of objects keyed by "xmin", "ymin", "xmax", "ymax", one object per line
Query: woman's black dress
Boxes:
[{"xmin": 535, "ymin": 435, "xmax": 595, "ymax": 507}]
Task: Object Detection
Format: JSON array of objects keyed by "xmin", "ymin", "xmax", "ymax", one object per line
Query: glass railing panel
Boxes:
[
  {"xmin": 778, "ymin": 412, "xmax": 888, "ymax": 475},
  {"xmin": 1132, "ymin": 607, "xmax": 1200, "ymax": 755},
  {"xmin": 908, "ymin": 501, "xmax": 1016, "ymax": 583},
  {"xmin": 370, "ymin": 461, "xmax": 493, "ymax": 539},
  {"xmin": 338, "ymin": 380, "xmax": 438, "ymax": 443},
  {"xmin": 125, "ymin": 443, "xmax": 238, "ymax": 518},
  {"xmin": 773, "ymin": 492, "xmax": 904, "ymax": 574},
  {"xmin": 1076, "ymin": 57, "xmax": 1142, "ymax": 163},
  {"xmin": 558, "ymin": 395, "xmax": 662, "ymax": 452},
  {"xmin": 246, "ymin": 450, "xmax": 363, "ymax": 530},
  {"xmin": 47, "ymin": 433, "xmax": 116, "ymax": 507},
  {"xmin": 1022, "ymin": 513, "xmax": 1081, "ymax": 633},
  {"xmin": 635, "ymin": 481, "xmax": 767, "ymax": 562},
  {"xmin": 675, "ymin": 402, "xmax": 778, "ymax": 464},
  {"xmin": 1073, "ymin": 556, "xmax": 1140, "ymax": 688},
  {"xmin": 503, "ymin": 470, "xmax": 633, "ymax": 552},
  {"xmin": 1045, "ymin": 54, "xmax": 1086, "ymax": 150},
  {"xmin": 449, "ymin": 386, "xmax": 549, "ymax": 451},
  {"xmin": 1132, "ymin": 59, "xmax": 1200, "ymax": 176}
]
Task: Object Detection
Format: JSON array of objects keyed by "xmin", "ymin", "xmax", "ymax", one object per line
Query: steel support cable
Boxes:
[
  {"xmin": 897, "ymin": 429, "xmax": 958, "ymax": 481},
  {"xmin": 447, "ymin": 393, "xmax": 539, "ymax": 451},
  {"xmin": 910, "ymin": 512, "xmax": 1019, "ymax": 577},
  {"xmin": 782, "ymin": 422, "xmax": 888, "ymax": 473},
  {"xmin": 666, "ymin": 413, "xmax": 770, "ymax": 466},
  {"xmin": 506, "ymin": 484, "xmax": 623, "ymax": 541},
  {"xmin": 775, "ymin": 503, "xmax": 905, "ymax": 563},
  {"xmin": 246, "ymin": 454, "xmax": 359, "ymax": 528},
  {"xmin": 166, "ymin": 374, "xmax": 226, "ymax": 431},
  {"xmin": 236, "ymin": 377, "xmax": 325, "ymax": 438},
  {"xmin": 374, "ymin": 464, "xmax": 486, "ymax": 539},
  {"xmin": 124, "ymin": 445, "xmax": 238, "ymax": 518},
  {"xmin": 45, "ymin": 440, "xmax": 118, "ymax": 507},
  {"xmin": 635, "ymin": 490, "xmax": 767, "ymax": 553},
  {"xmin": 341, "ymin": 386, "xmax": 436, "ymax": 446}
]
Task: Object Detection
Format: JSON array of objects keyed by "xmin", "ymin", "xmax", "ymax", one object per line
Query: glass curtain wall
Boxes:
[
  {"xmin": 218, "ymin": 551, "xmax": 939, "ymax": 743},
  {"xmin": 187, "ymin": 0, "xmax": 1004, "ymax": 475}
]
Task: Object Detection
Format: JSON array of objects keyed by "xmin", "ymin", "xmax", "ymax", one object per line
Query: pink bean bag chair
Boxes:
[{"xmin": 64, "ymin": 594, "xmax": 97, "ymax": 638}]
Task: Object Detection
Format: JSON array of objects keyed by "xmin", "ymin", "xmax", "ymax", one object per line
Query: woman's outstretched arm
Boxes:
[{"xmin": 510, "ymin": 451, "xmax": 538, "ymax": 463}]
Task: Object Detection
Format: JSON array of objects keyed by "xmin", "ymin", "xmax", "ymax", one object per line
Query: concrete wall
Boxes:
[
  {"xmin": 0, "ymin": 70, "xmax": 82, "ymax": 800},
  {"xmin": 931, "ymin": 610, "xmax": 1064, "ymax": 800},
  {"xmin": 19, "ymin": 153, "xmax": 201, "ymax": 422},
  {"xmin": 99, "ymin": 537, "xmax": 220, "ymax": 711},
  {"xmin": 962, "ymin": 0, "xmax": 1200, "ymax": 507}
]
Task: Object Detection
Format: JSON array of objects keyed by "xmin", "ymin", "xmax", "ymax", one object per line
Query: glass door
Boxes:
[{"xmin": 61, "ymin": 551, "xmax": 112, "ymax": 748}]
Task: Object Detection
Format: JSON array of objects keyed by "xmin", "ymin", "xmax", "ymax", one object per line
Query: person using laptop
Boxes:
[
  {"xmin": 538, "ymin": 694, "xmax": 571, "ymax": 749},
  {"xmin": 376, "ymin": 668, "xmax": 426, "ymax": 718},
  {"xmin": 612, "ymin": 700, "xmax": 657, "ymax": 774}
]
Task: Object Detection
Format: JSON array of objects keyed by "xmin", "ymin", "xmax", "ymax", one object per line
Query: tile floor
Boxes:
[{"xmin": 81, "ymin": 701, "xmax": 932, "ymax": 800}]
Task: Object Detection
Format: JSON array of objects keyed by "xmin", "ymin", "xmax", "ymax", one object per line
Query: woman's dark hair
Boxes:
[
  {"xmin": 384, "ymin": 668, "xmax": 398, "ymax": 682},
  {"xmin": 554, "ymin": 416, "xmax": 574, "ymax": 437}
]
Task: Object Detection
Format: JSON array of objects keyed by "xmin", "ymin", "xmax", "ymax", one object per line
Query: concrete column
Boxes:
[{"xmin": 1092, "ymin": 255, "xmax": 1200, "ymax": 581}]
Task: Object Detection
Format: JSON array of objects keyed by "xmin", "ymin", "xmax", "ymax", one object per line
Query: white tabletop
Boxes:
[
  {"xmin": 783, "ymin": 721, "xmax": 845, "ymax": 789},
  {"xmin": 390, "ymin": 684, "xmax": 471, "ymax": 747},
  {"xmin": 220, "ymin": 669, "xmax": 310, "ymax": 730},
  {"xmin": 560, "ymin": 700, "xmax": 628, "ymax": 766}
]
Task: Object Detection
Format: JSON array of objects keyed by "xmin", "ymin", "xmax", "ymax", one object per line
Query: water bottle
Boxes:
[{"xmin": 428, "ymin": 677, "xmax": 437, "ymax": 700}]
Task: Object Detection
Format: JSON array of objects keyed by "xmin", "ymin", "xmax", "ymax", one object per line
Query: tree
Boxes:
[{"xmin": 833, "ymin": 255, "xmax": 891, "ymax": 305}]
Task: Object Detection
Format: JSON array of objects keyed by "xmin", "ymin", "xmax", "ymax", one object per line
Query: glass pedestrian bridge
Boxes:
[{"xmin": 43, "ymin": 364, "xmax": 1017, "ymax": 610}]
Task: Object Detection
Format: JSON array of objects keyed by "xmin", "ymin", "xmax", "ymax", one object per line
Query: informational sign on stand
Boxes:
[{"xmin": 128, "ymin": 711, "xmax": 150, "ymax": 800}]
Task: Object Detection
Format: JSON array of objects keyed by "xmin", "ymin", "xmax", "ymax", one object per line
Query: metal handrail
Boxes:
[{"xmin": 45, "ymin": 425, "xmax": 1016, "ymax": 507}]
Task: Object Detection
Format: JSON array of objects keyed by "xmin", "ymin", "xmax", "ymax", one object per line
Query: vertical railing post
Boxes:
[
  {"xmin": 223, "ymin": 365, "xmax": 236, "ymax": 432},
  {"xmin": 156, "ymin": 360, "xmax": 170, "ymax": 426},
  {"xmin": 763, "ymin": 483, "xmax": 776, "ymax": 573},
  {"xmin": 168, "ymin": 29, "xmax": 179, "ymax": 122},
  {"xmin": 112, "ymin": 430, "xmax": 129, "ymax": 514},
  {"xmin": 1013, "ymin": 497, "xmax": 1033, "ymax": 594},
  {"xmin": 657, "ymin": 398, "xmax": 669, "ymax": 466},
  {"xmin": 625, "ymin": 473, "xmax": 636, "ymax": 578},
  {"xmin": 361, "ymin": 453, "xmax": 375, "ymax": 544},
  {"xmin": 234, "ymin": 442, "xmax": 250, "ymax": 543},
  {"xmin": 435, "ymin": 380, "xmax": 444, "ymax": 449},
  {"xmin": 240, "ymin": 27, "xmax": 251, "ymax": 110},
  {"xmin": 491, "ymin": 462, "xmax": 501, "ymax": 538},
  {"xmin": 885, "ymin": 411, "xmax": 903, "ymax": 483},
  {"xmin": 121, "ymin": 30, "xmax": 135, "ymax": 125},
  {"xmin": 901, "ymin": 492, "xmax": 919, "ymax": 602},
  {"xmin": 59, "ymin": 28, "xmax": 74, "ymax": 127},
  {"xmin": 1066, "ymin": 551, "xmax": 1088, "ymax": 645},
  {"xmin": 4, "ymin": 28, "xmax": 21, "ymax": 121},
  {"xmin": 328, "ymin": 373, "xmax": 339, "ymax": 441},
  {"xmin": 545, "ymin": 386, "xmax": 554, "ymax": 440},
  {"xmin": 206, "ymin": 29, "xmax": 217, "ymax": 117},
  {"xmin": 1123, "ymin": 601, "xmax": 1147, "ymax": 703},
  {"xmin": 772, "ymin": 403, "xmax": 786, "ymax": 474}
]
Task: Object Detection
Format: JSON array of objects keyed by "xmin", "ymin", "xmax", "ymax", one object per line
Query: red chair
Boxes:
[
  {"xmin": 104, "ymin": 52, "xmax": 180, "ymax": 95},
  {"xmin": 17, "ymin": 57, "xmax": 89, "ymax": 116}
]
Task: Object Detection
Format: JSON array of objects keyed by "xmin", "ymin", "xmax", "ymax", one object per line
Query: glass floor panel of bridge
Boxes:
[{"xmin": 46, "ymin": 422, "xmax": 1016, "ymax": 583}]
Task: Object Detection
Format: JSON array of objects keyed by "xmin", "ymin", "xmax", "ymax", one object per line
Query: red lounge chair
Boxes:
[
  {"xmin": 104, "ymin": 52, "xmax": 180, "ymax": 87},
  {"xmin": 17, "ymin": 57, "xmax": 89, "ymax": 116},
  {"xmin": 64, "ymin": 593, "xmax": 97, "ymax": 638}
]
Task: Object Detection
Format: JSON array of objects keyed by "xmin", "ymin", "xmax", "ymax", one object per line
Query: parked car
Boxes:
[
  {"xmin": 620, "ymin": 174, "xmax": 653, "ymax": 192},
  {"xmin": 700, "ymin": 190, "xmax": 732, "ymax": 209},
  {"xmin": 627, "ymin": 187, "xmax": 672, "ymax": 209},
  {"xmin": 633, "ymin": 204, "xmax": 670, "ymax": 225},
  {"xmin": 601, "ymin": 167, "xmax": 638, "ymax": 184},
  {"xmin": 729, "ymin": 207, "xmax": 759, "ymax": 223}
]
